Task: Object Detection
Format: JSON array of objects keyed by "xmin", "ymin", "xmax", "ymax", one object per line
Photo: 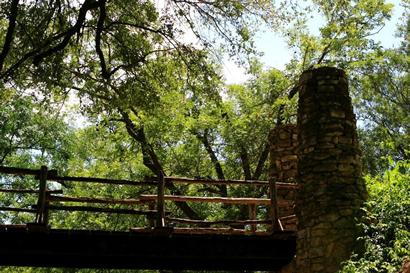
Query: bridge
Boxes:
[
  {"xmin": 0, "ymin": 67, "xmax": 366, "ymax": 273},
  {"xmin": 0, "ymin": 165, "xmax": 297, "ymax": 271}
]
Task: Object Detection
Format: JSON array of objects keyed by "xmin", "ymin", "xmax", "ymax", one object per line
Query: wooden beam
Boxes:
[
  {"xmin": 167, "ymin": 177, "xmax": 299, "ymax": 190},
  {"xmin": 35, "ymin": 166, "xmax": 48, "ymax": 224},
  {"xmin": 0, "ymin": 166, "xmax": 298, "ymax": 189},
  {"xmin": 0, "ymin": 188, "xmax": 63, "ymax": 194},
  {"xmin": 0, "ymin": 206, "xmax": 36, "ymax": 213},
  {"xmin": 280, "ymin": 214, "xmax": 297, "ymax": 221},
  {"xmin": 248, "ymin": 204, "xmax": 257, "ymax": 232},
  {"xmin": 163, "ymin": 177, "xmax": 298, "ymax": 189},
  {"xmin": 0, "ymin": 228, "xmax": 297, "ymax": 270},
  {"xmin": 0, "ymin": 224, "xmax": 27, "ymax": 229},
  {"xmin": 164, "ymin": 177, "xmax": 269, "ymax": 186},
  {"xmin": 129, "ymin": 227, "xmax": 271, "ymax": 235},
  {"xmin": 156, "ymin": 172, "xmax": 165, "ymax": 228},
  {"xmin": 275, "ymin": 182, "xmax": 299, "ymax": 190},
  {"xmin": 46, "ymin": 205, "xmax": 157, "ymax": 216},
  {"xmin": 0, "ymin": 166, "xmax": 39, "ymax": 176},
  {"xmin": 166, "ymin": 217, "xmax": 271, "ymax": 225},
  {"xmin": 49, "ymin": 175, "xmax": 157, "ymax": 187},
  {"xmin": 48, "ymin": 195, "xmax": 148, "ymax": 205},
  {"xmin": 269, "ymin": 177, "xmax": 282, "ymax": 232},
  {"xmin": 139, "ymin": 195, "xmax": 293, "ymax": 206},
  {"xmin": 170, "ymin": 227, "xmax": 271, "ymax": 236},
  {"xmin": 140, "ymin": 194, "xmax": 270, "ymax": 204}
]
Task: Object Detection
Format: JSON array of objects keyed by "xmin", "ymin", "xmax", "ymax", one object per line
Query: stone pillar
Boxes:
[
  {"xmin": 269, "ymin": 125, "xmax": 298, "ymax": 230},
  {"xmin": 296, "ymin": 67, "xmax": 367, "ymax": 272},
  {"xmin": 270, "ymin": 124, "xmax": 298, "ymax": 183}
]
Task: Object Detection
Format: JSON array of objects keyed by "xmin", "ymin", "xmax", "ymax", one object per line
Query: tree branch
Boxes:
[
  {"xmin": 32, "ymin": 0, "xmax": 99, "ymax": 65},
  {"xmin": 95, "ymin": 0, "xmax": 109, "ymax": 79},
  {"xmin": 239, "ymin": 146, "xmax": 252, "ymax": 180},
  {"xmin": 119, "ymin": 110, "xmax": 202, "ymax": 220},
  {"xmin": 195, "ymin": 129, "xmax": 227, "ymax": 196},
  {"xmin": 252, "ymin": 129, "xmax": 274, "ymax": 180},
  {"xmin": 0, "ymin": 0, "xmax": 19, "ymax": 73}
]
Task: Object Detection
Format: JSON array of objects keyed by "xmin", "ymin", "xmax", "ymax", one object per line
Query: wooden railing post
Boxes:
[
  {"xmin": 148, "ymin": 201, "xmax": 156, "ymax": 227},
  {"xmin": 248, "ymin": 204, "xmax": 257, "ymax": 233},
  {"xmin": 156, "ymin": 172, "xmax": 165, "ymax": 228},
  {"xmin": 43, "ymin": 191, "xmax": 50, "ymax": 226},
  {"xmin": 35, "ymin": 165, "xmax": 48, "ymax": 225},
  {"xmin": 269, "ymin": 178, "xmax": 282, "ymax": 232}
]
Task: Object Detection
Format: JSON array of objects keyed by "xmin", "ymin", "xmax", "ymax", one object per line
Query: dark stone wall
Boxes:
[{"xmin": 295, "ymin": 67, "xmax": 367, "ymax": 272}]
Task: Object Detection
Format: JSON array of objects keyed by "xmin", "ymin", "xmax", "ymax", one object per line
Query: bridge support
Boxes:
[
  {"xmin": 0, "ymin": 228, "xmax": 295, "ymax": 270},
  {"xmin": 295, "ymin": 67, "xmax": 367, "ymax": 272}
]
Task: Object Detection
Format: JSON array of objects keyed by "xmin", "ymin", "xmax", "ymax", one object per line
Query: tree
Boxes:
[
  {"xmin": 278, "ymin": 0, "xmax": 409, "ymax": 174},
  {"xmin": 0, "ymin": 0, "xmax": 285, "ymax": 220},
  {"xmin": 351, "ymin": 10, "xmax": 409, "ymax": 173},
  {"xmin": 340, "ymin": 161, "xmax": 410, "ymax": 273},
  {"xmin": 0, "ymin": 87, "xmax": 74, "ymax": 169}
]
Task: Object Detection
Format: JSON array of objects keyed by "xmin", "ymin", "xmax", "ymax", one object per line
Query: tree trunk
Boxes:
[{"xmin": 120, "ymin": 110, "xmax": 202, "ymax": 220}]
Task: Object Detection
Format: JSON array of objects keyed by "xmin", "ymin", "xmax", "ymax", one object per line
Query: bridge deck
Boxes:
[{"xmin": 0, "ymin": 226, "xmax": 296, "ymax": 271}]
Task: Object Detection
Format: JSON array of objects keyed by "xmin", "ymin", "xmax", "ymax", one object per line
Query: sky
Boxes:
[{"xmin": 222, "ymin": 0, "xmax": 405, "ymax": 84}]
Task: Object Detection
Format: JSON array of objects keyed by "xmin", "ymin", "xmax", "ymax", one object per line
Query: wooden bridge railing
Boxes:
[{"xmin": 0, "ymin": 165, "xmax": 297, "ymax": 234}]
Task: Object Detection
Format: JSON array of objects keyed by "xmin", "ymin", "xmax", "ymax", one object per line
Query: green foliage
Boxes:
[
  {"xmin": 284, "ymin": 0, "xmax": 393, "ymax": 72},
  {"xmin": 0, "ymin": 88, "xmax": 75, "ymax": 169},
  {"xmin": 340, "ymin": 161, "xmax": 410, "ymax": 273},
  {"xmin": 351, "ymin": 3, "xmax": 409, "ymax": 174}
]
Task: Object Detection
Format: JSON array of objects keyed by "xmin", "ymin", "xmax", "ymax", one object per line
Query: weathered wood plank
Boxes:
[
  {"xmin": 35, "ymin": 166, "xmax": 48, "ymax": 224},
  {"xmin": 0, "ymin": 188, "xmax": 62, "ymax": 194},
  {"xmin": 45, "ymin": 205, "xmax": 157, "ymax": 216},
  {"xmin": 0, "ymin": 206, "xmax": 37, "ymax": 213},
  {"xmin": 164, "ymin": 176, "xmax": 269, "ymax": 186},
  {"xmin": 140, "ymin": 194, "xmax": 293, "ymax": 206},
  {"xmin": 0, "ymin": 166, "xmax": 39, "ymax": 176},
  {"xmin": 156, "ymin": 172, "xmax": 165, "ymax": 228},
  {"xmin": 48, "ymin": 195, "xmax": 148, "ymax": 205},
  {"xmin": 49, "ymin": 176, "xmax": 157, "ymax": 186},
  {"xmin": 166, "ymin": 217, "xmax": 271, "ymax": 225},
  {"xmin": 169, "ymin": 227, "xmax": 270, "ymax": 236}
]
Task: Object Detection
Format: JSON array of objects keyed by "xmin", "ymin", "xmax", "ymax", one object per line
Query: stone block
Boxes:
[{"xmin": 329, "ymin": 109, "xmax": 346, "ymax": 119}]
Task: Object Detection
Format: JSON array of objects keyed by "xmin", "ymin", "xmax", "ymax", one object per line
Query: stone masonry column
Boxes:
[
  {"xmin": 269, "ymin": 125, "xmax": 298, "ymax": 231},
  {"xmin": 295, "ymin": 67, "xmax": 367, "ymax": 272}
]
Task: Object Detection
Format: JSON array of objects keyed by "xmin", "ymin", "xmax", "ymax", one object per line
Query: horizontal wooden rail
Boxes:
[
  {"xmin": 140, "ymin": 195, "xmax": 293, "ymax": 207},
  {"xmin": 0, "ymin": 166, "xmax": 156, "ymax": 186},
  {"xmin": 172, "ymin": 228, "xmax": 271, "ymax": 235},
  {"xmin": 280, "ymin": 214, "xmax": 297, "ymax": 221},
  {"xmin": 0, "ymin": 166, "xmax": 40, "ymax": 176},
  {"xmin": 0, "ymin": 166, "xmax": 298, "ymax": 189},
  {"xmin": 0, "ymin": 188, "xmax": 63, "ymax": 194},
  {"xmin": 140, "ymin": 195, "xmax": 270, "ymax": 205},
  {"xmin": 0, "ymin": 206, "xmax": 37, "ymax": 213},
  {"xmin": 165, "ymin": 177, "xmax": 269, "ymax": 186},
  {"xmin": 130, "ymin": 227, "xmax": 271, "ymax": 236},
  {"xmin": 49, "ymin": 176, "xmax": 157, "ymax": 186},
  {"xmin": 0, "ymin": 224, "xmax": 27, "ymax": 229},
  {"xmin": 166, "ymin": 217, "xmax": 272, "ymax": 225},
  {"xmin": 48, "ymin": 195, "xmax": 150, "ymax": 205},
  {"xmin": 161, "ymin": 177, "xmax": 298, "ymax": 189},
  {"xmin": 275, "ymin": 182, "xmax": 299, "ymax": 190},
  {"xmin": 43, "ymin": 205, "xmax": 157, "ymax": 216},
  {"xmin": 163, "ymin": 177, "xmax": 298, "ymax": 189}
]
